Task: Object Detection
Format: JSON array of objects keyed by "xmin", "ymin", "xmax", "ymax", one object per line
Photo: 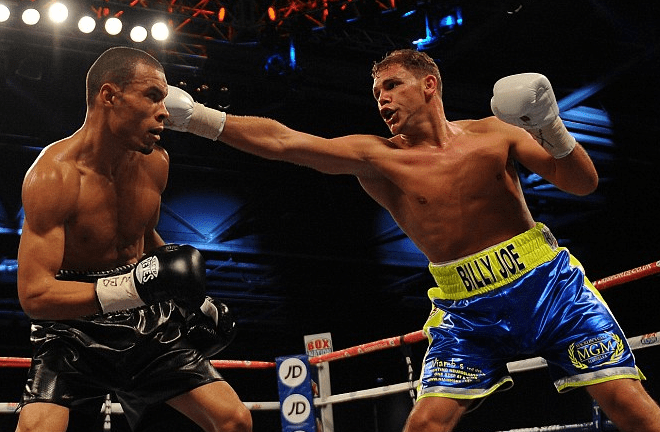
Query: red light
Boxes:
[
  {"xmin": 267, "ymin": 6, "xmax": 276, "ymax": 21},
  {"xmin": 218, "ymin": 7, "xmax": 226, "ymax": 22}
]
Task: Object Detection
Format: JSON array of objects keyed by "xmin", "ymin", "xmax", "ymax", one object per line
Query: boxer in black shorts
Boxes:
[{"xmin": 16, "ymin": 47, "xmax": 251, "ymax": 432}]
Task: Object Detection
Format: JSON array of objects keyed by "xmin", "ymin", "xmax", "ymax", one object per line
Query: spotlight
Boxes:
[
  {"xmin": 0, "ymin": 4, "xmax": 10, "ymax": 23},
  {"xmin": 130, "ymin": 25, "xmax": 147, "ymax": 42},
  {"xmin": 22, "ymin": 8, "xmax": 40, "ymax": 25},
  {"xmin": 267, "ymin": 6, "xmax": 276, "ymax": 22},
  {"xmin": 78, "ymin": 15, "xmax": 96, "ymax": 33},
  {"xmin": 151, "ymin": 21, "xmax": 169, "ymax": 41},
  {"xmin": 105, "ymin": 16, "xmax": 122, "ymax": 35},
  {"xmin": 48, "ymin": 2, "xmax": 68, "ymax": 24}
]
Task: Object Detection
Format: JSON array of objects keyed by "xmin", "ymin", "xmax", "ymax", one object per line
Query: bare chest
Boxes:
[
  {"xmin": 387, "ymin": 142, "xmax": 512, "ymax": 205},
  {"xmin": 64, "ymin": 173, "xmax": 161, "ymax": 266},
  {"xmin": 362, "ymin": 139, "xmax": 529, "ymax": 261}
]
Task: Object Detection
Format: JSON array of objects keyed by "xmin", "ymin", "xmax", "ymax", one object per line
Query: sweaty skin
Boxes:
[
  {"xmin": 16, "ymin": 53, "xmax": 252, "ymax": 432},
  {"xmin": 165, "ymin": 50, "xmax": 660, "ymax": 432},
  {"xmin": 17, "ymin": 62, "xmax": 169, "ymax": 320},
  {"xmin": 217, "ymin": 63, "xmax": 598, "ymax": 263}
]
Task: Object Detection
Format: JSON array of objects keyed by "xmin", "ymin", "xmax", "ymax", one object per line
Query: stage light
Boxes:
[
  {"xmin": 151, "ymin": 21, "xmax": 169, "ymax": 41},
  {"xmin": 105, "ymin": 16, "xmax": 122, "ymax": 35},
  {"xmin": 412, "ymin": 14, "xmax": 435, "ymax": 49},
  {"xmin": 264, "ymin": 53, "xmax": 286, "ymax": 76},
  {"xmin": 413, "ymin": 6, "xmax": 463, "ymax": 50},
  {"xmin": 267, "ymin": 6, "xmax": 276, "ymax": 22},
  {"xmin": 48, "ymin": 2, "xmax": 68, "ymax": 24},
  {"xmin": 0, "ymin": 4, "xmax": 10, "ymax": 23},
  {"xmin": 436, "ymin": 7, "xmax": 462, "ymax": 31},
  {"xmin": 289, "ymin": 39, "xmax": 296, "ymax": 69},
  {"xmin": 218, "ymin": 7, "xmax": 226, "ymax": 22},
  {"xmin": 130, "ymin": 25, "xmax": 147, "ymax": 42},
  {"xmin": 22, "ymin": 8, "xmax": 40, "ymax": 25},
  {"xmin": 78, "ymin": 15, "xmax": 96, "ymax": 33}
]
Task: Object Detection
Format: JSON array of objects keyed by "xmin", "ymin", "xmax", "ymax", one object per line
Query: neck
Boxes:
[
  {"xmin": 75, "ymin": 119, "xmax": 136, "ymax": 177},
  {"xmin": 399, "ymin": 110, "xmax": 458, "ymax": 149}
]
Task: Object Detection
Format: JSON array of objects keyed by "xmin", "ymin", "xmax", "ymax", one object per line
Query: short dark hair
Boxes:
[
  {"xmin": 372, "ymin": 49, "xmax": 442, "ymax": 93},
  {"xmin": 86, "ymin": 46, "xmax": 164, "ymax": 106}
]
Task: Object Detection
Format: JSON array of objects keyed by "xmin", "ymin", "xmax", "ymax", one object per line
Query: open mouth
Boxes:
[
  {"xmin": 149, "ymin": 127, "xmax": 164, "ymax": 140},
  {"xmin": 380, "ymin": 108, "xmax": 396, "ymax": 123}
]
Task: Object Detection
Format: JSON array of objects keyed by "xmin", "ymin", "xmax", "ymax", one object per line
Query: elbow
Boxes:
[
  {"xmin": 19, "ymin": 297, "xmax": 42, "ymax": 320},
  {"xmin": 571, "ymin": 174, "xmax": 599, "ymax": 196},
  {"xmin": 585, "ymin": 176, "xmax": 599, "ymax": 195},
  {"xmin": 18, "ymin": 290, "xmax": 46, "ymax": 320},
  {"xmin": 18, "ymin": 281, "xmax": 53, "ymax": 320}
]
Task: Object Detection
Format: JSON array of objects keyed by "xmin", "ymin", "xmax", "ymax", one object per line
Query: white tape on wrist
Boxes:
[
  {"xmin": 526, "ymin": 117, "xmax": 576, "ymax": 158},
  {"xmin": 189, "ymin": 103, "xmax": 227, "ymax": 141},
  {"xmin": 95, "ymin": 273, "xmax": 146, "ymax": 313}
]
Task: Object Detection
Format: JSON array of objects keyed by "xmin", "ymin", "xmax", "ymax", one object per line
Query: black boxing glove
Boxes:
[
  {"xmin": 95, "ymin": 244, "xmax": 206, "ymax": 313},
  {"xmin": 184, "ymin": 297, "xmax": 237, "ymax": 357}
]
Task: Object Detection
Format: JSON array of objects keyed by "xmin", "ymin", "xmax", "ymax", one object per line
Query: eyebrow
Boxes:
[
  {"xmin": 373, "ymin": 77, "xmax": 396, "ymax": 96},
  {"xmin": 150, "ymin": 85, "xmax": 166, "ymax": 98}
]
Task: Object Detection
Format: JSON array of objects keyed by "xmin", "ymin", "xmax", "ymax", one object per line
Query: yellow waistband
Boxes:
[{"xmin": 428, "ymin": 223, "xmax": 561, "ymax": 300}]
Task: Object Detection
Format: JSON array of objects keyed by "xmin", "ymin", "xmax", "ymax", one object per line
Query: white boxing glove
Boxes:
[
  {"xmin": 164, "ymin": 85, "xmax": 227, "ymax": 141},
  {"xmin": 491, "ymin": 73, "xmax": 576, "ymax": 158}
]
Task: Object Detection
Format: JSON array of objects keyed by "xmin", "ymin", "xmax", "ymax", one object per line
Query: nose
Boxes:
[
  {"xmin": 377, "ymin": 91, "xmax": 390, "ymax": 107},
  {"xmin": 156, "ymin": 100, "xmax": 169, "ymax": 122}
]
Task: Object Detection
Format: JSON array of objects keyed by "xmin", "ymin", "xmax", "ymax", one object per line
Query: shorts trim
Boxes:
[
  {"xmin": 555, "ymin": 366, "xmax": 645, "ymax": 393},
  {"xmin": 417, "ymin": 376, "xmax": 514, "ymax": 400}
]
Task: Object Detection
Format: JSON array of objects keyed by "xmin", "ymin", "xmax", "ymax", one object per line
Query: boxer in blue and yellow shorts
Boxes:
[{"xmin": 418, "ymin": 223, "xmax": 644, "ymax": 407}]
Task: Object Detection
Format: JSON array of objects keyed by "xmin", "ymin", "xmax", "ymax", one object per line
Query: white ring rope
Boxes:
[
  {"xmin": 1, "ymin": 330, "xmax": 656, "ymax": 415},
  {"xmin": 0, "ymin": 260, "xmax": 658, "ymax": 418}
]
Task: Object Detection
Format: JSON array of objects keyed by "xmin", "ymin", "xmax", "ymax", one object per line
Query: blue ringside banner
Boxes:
[{"xmin": 276, "ymin": 354, "xmax": 316, "ymax": 432}]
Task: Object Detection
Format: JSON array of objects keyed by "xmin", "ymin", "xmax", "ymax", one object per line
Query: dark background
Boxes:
[{"xmin": 1, "ymin": 0, "xmax": 659, "ymax": 431}]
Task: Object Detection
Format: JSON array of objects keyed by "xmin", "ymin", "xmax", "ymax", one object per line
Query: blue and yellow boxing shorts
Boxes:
[{"xmin": 418, "ymin": 223, "xmax": 643, "ymax": 405}]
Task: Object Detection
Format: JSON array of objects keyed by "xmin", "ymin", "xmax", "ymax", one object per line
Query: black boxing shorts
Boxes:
[{"xmin": 20, "ymin": 268, "xmax": 224, "ymax": 429}]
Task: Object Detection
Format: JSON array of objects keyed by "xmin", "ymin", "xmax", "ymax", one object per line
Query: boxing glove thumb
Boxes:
[
  {"xmin": 185, "ymin": 297, "xmax": 237, "ymax": 357},
  {"xmin": 164, "ymin": 85, "xmax": 226, "ymax": 141},
  {"xmin": 163, "ymin": 85, "xmax": 195, "ymax": 132},
  {"xmin": 491, "ymin": 73, "xmax": 558, "ymax": 128},
  {"xmin": 491, "ymin": 73, "xmax": 575, "ymax": 158}
]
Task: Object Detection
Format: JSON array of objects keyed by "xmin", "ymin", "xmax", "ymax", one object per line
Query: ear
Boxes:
[
  {"xmin": 423, "ymin": 75, "xmax": 438, "ymax": 92},
  {"xmin": 99, "ymin": 83, "xmax": 119, "ymax": 107},
  {"xmin": 423, "ymin": 75, "xmax": 438, "ymax": 100}
]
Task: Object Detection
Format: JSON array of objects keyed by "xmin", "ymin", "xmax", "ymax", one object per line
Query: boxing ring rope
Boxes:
[{"xmin": 0, "ymin": 259, "xmax": 659, "ymax": 430}]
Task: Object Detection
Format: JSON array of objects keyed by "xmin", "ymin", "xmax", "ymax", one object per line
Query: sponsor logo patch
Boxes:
[{"xmin": 568, "ymin": 332, "xmax": 624, "ymax": 370}]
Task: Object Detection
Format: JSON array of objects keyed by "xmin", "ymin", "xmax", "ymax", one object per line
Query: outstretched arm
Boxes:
[
  {"xmin": 491, "ymin": 73, "xmax": 598, "ymax": 196},
  {"xmin": 164, "ymin": 85, "xmax": 387, "ymax": 177}
]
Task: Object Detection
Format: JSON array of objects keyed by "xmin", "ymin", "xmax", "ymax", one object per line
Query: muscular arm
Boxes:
[
  {"xmin": 142, "ymin": 147, "xmax": 169, "ymax": 254},
  {"xmin": 165, "ymin": 85, "xmax": 391, "ymax": 177},
  {"xmin": 17, "ymin": 156, "xmax": 101, "ymax": 320},
  {"xmin": 490, "ymin": 73, "xmax": 598, "ymax": 196},
  {"xmin": 220, "ymin": 115, "xmax": 390, "ymax": 178},
  {"xmin": 507, "ymin": 121, "xmax": 598, "ymax": 196}
]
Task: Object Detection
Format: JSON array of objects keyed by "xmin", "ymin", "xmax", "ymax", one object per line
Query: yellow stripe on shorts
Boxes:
[{"xmin": 428, "ymin": 223, "xmax": 562, "ymax": 300}]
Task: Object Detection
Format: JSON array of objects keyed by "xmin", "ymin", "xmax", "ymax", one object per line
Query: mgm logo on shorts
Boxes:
[{"xmin": 568, "ymin": 332, "xmax": 624, "ymax": 370}]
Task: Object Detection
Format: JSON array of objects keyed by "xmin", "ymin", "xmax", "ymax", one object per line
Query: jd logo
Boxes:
[
  {"xmin": 278, "ymin": 357, "xmax": 307, "ymax": 387},
  {"xmin": 282, "ymin": 394, "xmax": 311, "ymax": 424}
]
